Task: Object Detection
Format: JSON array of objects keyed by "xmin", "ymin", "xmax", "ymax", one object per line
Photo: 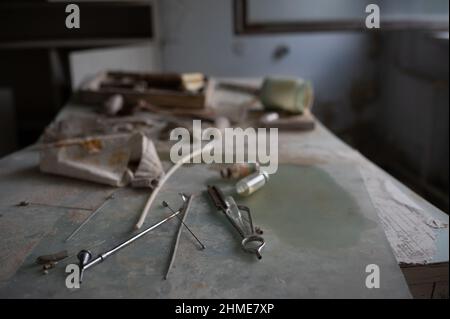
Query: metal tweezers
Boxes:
[{"xmin": 207, "ymin": 185, "xmax": 265, "ymax": 259}]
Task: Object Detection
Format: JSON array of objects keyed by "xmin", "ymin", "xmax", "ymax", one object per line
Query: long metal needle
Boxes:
[
  {"xmin": 65, "ymin": 193, "xmax": 115, "ymax": 242},
  {"xmin": 17, "ymin": 201, "xmax": 91, "ymax": 211},
  {"xmin": 164, "ymin": 195, "xmax": 203, "ymax": 280},
  {"xmin": 78, "ymin": 206, "xmax": 184, "ymax": 283},
  {"xmin": 162, "ymin": 198, "xmax": 205, "ymax": 250}
]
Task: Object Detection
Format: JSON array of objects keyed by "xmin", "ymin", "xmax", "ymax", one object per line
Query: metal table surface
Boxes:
[{"xmin": 0, "ymin": 79, "xmax": 447, "ymax": 298}]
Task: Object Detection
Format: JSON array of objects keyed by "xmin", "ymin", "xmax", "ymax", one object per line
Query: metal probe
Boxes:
[
  {"xmin": 76, "ymin": 195, "xmax": 187, "ymax": 284},
  {"xmin": 65, "ymin": 193, "xmax": 115, "ymax": 242},
  {"xmin": 164, "ymin": 195, "xmax": 204, "ymax": 280},
  {"xmin": 162, "ymin": 197, "xmax": 205, "ymax": 250},
  {"xmin": 17, "ymin": 201, "xmax": 92, "ymax": 211}
]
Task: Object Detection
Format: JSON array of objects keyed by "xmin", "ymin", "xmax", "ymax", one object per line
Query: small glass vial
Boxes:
[{"xmin": 236, "ymin": 170, "xmax": 269, "ymax": 196}]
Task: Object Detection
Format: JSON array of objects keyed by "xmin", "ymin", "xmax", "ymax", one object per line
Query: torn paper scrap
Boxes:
[
  {"xmin": 40, "ymin": 133, "xmax": 164, "ymax": 188},
  {"xmin": 41, "ymin": 113, "xmax": 165, "ymax": 143}
]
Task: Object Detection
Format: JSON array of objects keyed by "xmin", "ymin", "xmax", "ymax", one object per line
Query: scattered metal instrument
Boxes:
[
  {"xmin": 163, "ymin": 195, "xmax": 203, "ymax": 280},
  {"xmin": 76, "ymin": 195, "xmax": 188, "ymax": 284},
  {"xmin": 65, "ymin": 193, "xmax": 115, "ymax": 242},
  {"xmin": 220, "ymin": 163, "xmax": 259, "ymax": 180},
  {"xmin": 207, "ymin": 185, "xmax": 265, "ymax": 259},
  {"xmin": 162, "ymin": 195, "xmax": 205, "ymax": 250},
  {"xmin": 37, "ymin": 250, "xmax": 69, "ymax": 275},
  {"xmin": 17, "ymin": 201, "xmax": 91, "ymax": 211},
  {"xmin": 36, "ymin": 250, "xmax": 69, "ymax": 265},
  {"xmin": 36, "ymin": 240, "xmax": 106, "ymax": 275}
]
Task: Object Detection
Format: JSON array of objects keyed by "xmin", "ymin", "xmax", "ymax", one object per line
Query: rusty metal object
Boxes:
[
  {"xmin": 36, "ymin": 240, "xmax": 106, "ymax": 275},
  {"xmin": 36, "ymin": 250, "xmax": 68, "ymax": 265},
  {"xmin": 37, "ymin": 252, "xmax": 67, "ymax": 275},
  {"xmin": 220, "ymin": 163, "xmax": 259, "ymax": 179}
]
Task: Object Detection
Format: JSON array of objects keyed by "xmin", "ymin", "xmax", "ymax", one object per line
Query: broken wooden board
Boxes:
[{"xmin": 77, "ymin": 72, "xmax": 206, "ymax": 109}]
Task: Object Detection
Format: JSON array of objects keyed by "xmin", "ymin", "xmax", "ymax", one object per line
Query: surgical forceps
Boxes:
[{"xmin": 207, "ymin": 185, "xmax": 265, "ymax": 259}]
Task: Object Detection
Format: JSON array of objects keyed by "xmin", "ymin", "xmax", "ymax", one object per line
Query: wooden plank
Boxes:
[
  {"xmin": 77, "ymin": 89, "xmax": 206, "ymax": 110},
  {"xmin": 401, "ymin": 263, "xmax": 449, "ymax": 299},
  {"xmin": 408, "ymin": 283, "xmax": 434, "ymax": 299},
  {"xmin": 77, "ymin": 72, "xmax": 206, "ymax": 109},
  {"xmin": 433, "ymin": 281, "xmax": 449, "ymax": 299},
  {"xmin": 401, "ymin": 263, "xmax": 449, "ymax": 284}
]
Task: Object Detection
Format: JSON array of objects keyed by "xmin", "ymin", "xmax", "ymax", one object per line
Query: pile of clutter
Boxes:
[
  {"xmin": 38, "ymin": 71, "xmax": 314, "ymax": 190},
  {"xmin": 32, "ymin": 71, "xmax": 315, "ymax": 283}
]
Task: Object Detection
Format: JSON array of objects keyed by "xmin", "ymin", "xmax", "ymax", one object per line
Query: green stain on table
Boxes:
[{"xmin": 238, "ymin": 164, "xmax": 377, "ymax": 250}]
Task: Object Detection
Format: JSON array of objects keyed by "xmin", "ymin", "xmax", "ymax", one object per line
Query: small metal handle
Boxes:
[
  {"xmin": 77, "ymin": 250, "xmax": 92, "ymax": 283},
  {"xmin": 241, "ymin": 235, "xmax": 265, "ymax": 259}
]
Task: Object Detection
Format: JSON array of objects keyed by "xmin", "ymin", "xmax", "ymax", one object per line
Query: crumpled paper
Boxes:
[
  {"xmin": 39, "ymin": 133, "xmax": 164, "ymax": 188},
  {"xmin": 41, "ymin": 113, "xmax": 165, "ymax": 143}
]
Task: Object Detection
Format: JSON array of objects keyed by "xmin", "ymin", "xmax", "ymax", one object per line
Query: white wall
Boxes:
[
  {"xmin": 69, "ymin": 0, "xmax": 162, "ymax": 89},
  {"xmin": 70, "ymin": 42, "xmax": 161, "ymax": 89},
  {"xmin": 159, "ymin": 0, "xmax": 377, "ymax": 131}
]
